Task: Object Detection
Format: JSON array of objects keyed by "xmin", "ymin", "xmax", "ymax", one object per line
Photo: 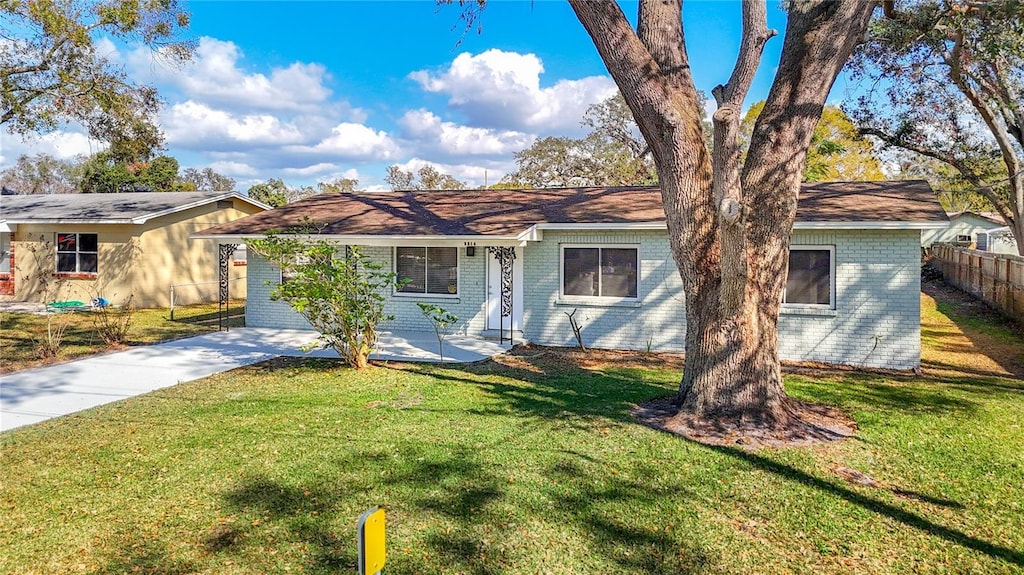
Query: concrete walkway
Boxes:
[{"xmin": 0, "ymin": 328, "xmax": 509, "ymax": 432}]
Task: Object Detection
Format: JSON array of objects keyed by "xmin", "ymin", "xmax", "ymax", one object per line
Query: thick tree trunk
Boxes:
[{"xmin": 571, "ymin": 0, "xmax": 875, "ymax": 435}]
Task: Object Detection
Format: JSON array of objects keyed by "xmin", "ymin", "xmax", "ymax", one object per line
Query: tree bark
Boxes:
[{"xmin": 570, "ymin": 0, "xmax": 875, "ymax": 432}]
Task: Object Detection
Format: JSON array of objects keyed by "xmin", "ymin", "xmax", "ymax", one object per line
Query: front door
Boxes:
[{"xmin": 486, "ymin": 246, "xmax": 524, "ymax": 331}]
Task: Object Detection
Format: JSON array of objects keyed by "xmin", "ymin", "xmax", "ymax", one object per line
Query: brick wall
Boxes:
[
  {"xmin": 246, "ymin": 246, "xmax": 489, "ymax": 334},
  {"xmin": 246, "ymin": 229, "xmax": 922, "ymax": 370}
]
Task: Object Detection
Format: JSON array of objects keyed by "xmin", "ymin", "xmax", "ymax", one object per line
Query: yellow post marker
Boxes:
[{"xmin": 357, "ymin": 506, "xmax": 386, "ymax": 575}]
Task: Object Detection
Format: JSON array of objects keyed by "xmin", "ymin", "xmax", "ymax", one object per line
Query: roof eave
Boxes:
[
  {"xmin": 190, "ymin": 232, "xmax": 524, "ymax": 246},
  {"xmin": 793, "ymin": 221, "xmax": 949, "ymax": 230},
  {"xmin": 131, "ymin": 192, "xmax": 269, "ymax": 224}
]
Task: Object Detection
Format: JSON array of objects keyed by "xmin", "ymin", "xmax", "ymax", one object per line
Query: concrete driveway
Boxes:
[{"xmin": 0, "ymin": 328, "xmax": 508, "ymax": 432}]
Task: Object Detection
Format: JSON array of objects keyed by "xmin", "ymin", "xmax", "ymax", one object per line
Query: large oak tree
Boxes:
[
  {"xmin": 848, "ymin": 0, "xmax": 1024, "ymax": 255},
  {"xmin": 567, "ymin": 0, "xmax": 876, "ymax": 439},
  {"xmin": 1, "ymin": 0, "xmax": 192, "ymax": 156}
]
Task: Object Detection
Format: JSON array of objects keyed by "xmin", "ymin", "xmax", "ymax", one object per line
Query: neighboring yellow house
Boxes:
[{"xmin": 0, "ymin": 192, "xmax": 268, "ymax": 308}]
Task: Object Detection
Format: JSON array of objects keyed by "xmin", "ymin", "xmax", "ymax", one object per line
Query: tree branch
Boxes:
[
  {"xmin": 944, "ymin": 29, "xmax": 1023, "ymax": 189},
  {"xmin": 860, "ymin": 126, "xmax": 1013, "ymax": 219}
]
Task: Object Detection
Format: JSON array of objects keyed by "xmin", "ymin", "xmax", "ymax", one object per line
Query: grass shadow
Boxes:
[{"xmin": 707, "ymin": 443, "xmax": 1024, "ymax": 567}]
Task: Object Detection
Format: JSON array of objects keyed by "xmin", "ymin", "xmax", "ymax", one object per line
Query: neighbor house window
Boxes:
[
  {"xmin": 395, "ymin": 247, "xmax": 458, "ymax": 295},
  {"xmin": 233, "ymin": 244, "xmax": 247, "ymax": 266},
  {"xmin": 562, "ymin": 245, "xmax": 638, "ymax": 299},
  {"xmin": 783, "ymin": 246, "xmax": 834, "ymax": 307},
  {"xmin": 0, "ymin": 234, "xmax": 10, "ymax": 274},
  {"xmin": 56, "ymin": 233, "xmax": 98, "ymax": 274},
  {"xmin": 955, "ymin": 234, "xmax": 972, "ymax": 242}
]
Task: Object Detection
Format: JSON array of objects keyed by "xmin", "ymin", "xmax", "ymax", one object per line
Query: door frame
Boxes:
[{"xmin": 485, "ymin": 246, "xmax": 524, "ymax": 331}]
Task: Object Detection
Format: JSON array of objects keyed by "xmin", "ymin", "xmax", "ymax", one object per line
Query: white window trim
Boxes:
[
  {"xmin": 392, "ymin": 246, "xmax": 461, "ymax": 299},
  {"xmin": 782, "ymin": 245, "xmax": 836, "ymax": 310},
  {"xmin": 279, "ymin": 254, "xmax": 311, "ymax": 284},
  {"xmin": 55, "ymin": 232, "xmax": 98, "ymax": 274},
  {"xmin": 0, "ymin": 233, "xmax": 10, "ymax": 274},
  {"xmin": 559, "ymin": 243, "xmax": 641, "ymax": 305}
]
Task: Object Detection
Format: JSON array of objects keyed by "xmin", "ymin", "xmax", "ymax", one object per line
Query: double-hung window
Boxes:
[
  {"xmin": 783, "ymin": 246, "xmax": 834, "ymax": 308},
  {"xmin": 561, "ymin": 245, "xmax": 638, "ymax": 300},
  {"xmin": 395, "ymin": 247, "xmax": 458, "ymax": 296},
  {"xmin": 56, "ymin": 233, "xmax": 98, "ymax": 274}
]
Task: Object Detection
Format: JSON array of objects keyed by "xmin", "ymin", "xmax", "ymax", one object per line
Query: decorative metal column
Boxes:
[
  {"xmin": 218, "ymin": 243, "xmax": 239, "ymax": 331},
  {"xmin": 488, "ymin": 246, "xmax": 516, "ymax": 344}
]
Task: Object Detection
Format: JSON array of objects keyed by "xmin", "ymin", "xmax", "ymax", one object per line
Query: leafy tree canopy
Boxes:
[
  {"xmin": 0, "ymin": 153, "xmax": 83, "ymax": 194},
  {"xmin": 247, "ymin": 178, "xmax": 289, "ymax": 207},
  {"xmin": 318, "ymin": 177, "xmax": 360, "ymax": 194},
  {"xmin": 179, "ymin": 167, "xmax": 235, "ymax": 191},
  {"xmin": 384, "ymin": 164, "xmax": 466, "ymax": 190},
  {"xmin": 79, "ymin": 152, "xmax": 183, "ymax": 193},
  {"xmin": 501, "ymin": 93, "xmax": 660, "ymax": 188},
  {"xmin": 1, "ymin": 0, "xmax": 193, "ymax": 157},
  {"xmin": 740, "ymin": 101, "xmax": 885, "ymax": 182},
  {"xmin": 848, "ymin": 0, "xmax": 1024, "ymax": 253}
]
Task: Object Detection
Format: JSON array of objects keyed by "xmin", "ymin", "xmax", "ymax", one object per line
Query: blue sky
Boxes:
[{"xmin": 3, "ymin": 1, "xmax": 857, "ymax": 191}]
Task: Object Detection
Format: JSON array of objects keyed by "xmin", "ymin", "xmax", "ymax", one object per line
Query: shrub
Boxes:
[{"xmin": 248, "ymin": 233, "xmax": 397, "ymax": 369}]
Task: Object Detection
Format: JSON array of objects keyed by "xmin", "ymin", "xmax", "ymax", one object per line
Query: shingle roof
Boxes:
[
  {"xmin": 195, "ymin": 180, "xmax": 948, "ymax": 239},
  {"xmin": 0, "ymin": 192, "xmax": 266, "ymax": 224}
]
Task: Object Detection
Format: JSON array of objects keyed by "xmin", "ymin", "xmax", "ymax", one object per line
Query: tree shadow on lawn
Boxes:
[
  {"xmin": 419, "ymin": 351, "xmax": 1020, "ymax": 568},
  {"xmin": 706, "ymin": 443, "xmax": 1024, "ymax": 567},
  {"xmin": 921, "ymin": 279, "xmax": 1024, "ymax": 379},
  {"xmin": 786, "ymin": 372, "xmax": 982, "ymax": 415},
  {"xmin": 90, "ymin": 531, "xmax": 201, "ymax": 575},
  {"xmin": 209, "ymin": 444, "xmax": 713, "ymax": 574}
]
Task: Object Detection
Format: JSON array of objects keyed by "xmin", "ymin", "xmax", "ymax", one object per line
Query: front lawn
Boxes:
[
  {"xmin": 0, "ymin": 301, "xmax": 245, "ymax": 374},
  {"xmin": 1, "ymin": 283, "xmax": 1022, "ymax": 574}
]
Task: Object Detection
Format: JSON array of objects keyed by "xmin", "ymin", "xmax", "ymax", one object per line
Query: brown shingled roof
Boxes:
[{"xmin": 195, "ymin": 180, "xmax": 947, "ymax": 239}]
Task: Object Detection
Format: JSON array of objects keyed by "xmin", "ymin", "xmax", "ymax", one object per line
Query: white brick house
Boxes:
[{"xmin": 195, "ymin": 182, "xmax": 948, "ymax": 370}]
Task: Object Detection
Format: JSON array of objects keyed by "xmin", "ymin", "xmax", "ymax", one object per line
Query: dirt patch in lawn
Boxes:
[{"xmin": 632, "ymin": 395, "xmax": 857, "ymax": 450}]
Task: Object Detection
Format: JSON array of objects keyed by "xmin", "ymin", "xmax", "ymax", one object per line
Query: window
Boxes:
[
  {"xmin": 280, "ymin": 254, "xmax": 309, "ymax": 284},
  {"xmin": 562, "ymin": 246, "xmax": 638, "ymax": 299},
  {"xmin": 0, "ymin": 234, "xmax": 9, "ymax": 274},
  {"xmin": 955, "ymin": 234, "xmax": 972, "ymax": 242},
  {"xmin": 783, "ymin": 247, "xmax": 833, "ymax": 307},
  {"xmin": 56, "ymin": 233, "xmax": 98, "ymax": 274},
  {"xmin": 395, "ymin": 247, "xmax": 458, "ymax": 295},
  {"xmin": 233, "ymin": 244, "xmax": 247, "ymax": 266}
]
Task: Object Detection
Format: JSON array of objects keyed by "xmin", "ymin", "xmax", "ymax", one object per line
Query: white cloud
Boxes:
[
  {"xmin": 0, "ymin": 129, "xmax": 105, "ymax": 167},
  {"xmin": 207, "ymin": 161, "xmax": 259, "ymax": 178},
  {"xmin": 289, "ymin": 123, "xmax": 399, "ymax": 160},
  {"xmin": 163, "ymin": 101, "xmax": 307, "ymax": 148},
  {"xmin": 399, "ymin": 109, "xmax": 535, "ymax": 156},
  {"xmin": 410, "ymin": 49, "xmax": 617, "ymax": 133},
  {"xmin": 281, "ymin": 163, "xmax": 339, "ymax": 177},
  {"xmin": 132, "ymin": 37, "xmax": 336, "ymax": 113}
]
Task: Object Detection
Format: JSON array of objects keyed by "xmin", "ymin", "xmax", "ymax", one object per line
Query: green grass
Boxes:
[
  {"xmin": 0, "ymin": 301, "xmax": 245, "ymax": 374},
  {"xmin": 1, "ymin": 287, "xmax": 1023, "ymax": 574}
]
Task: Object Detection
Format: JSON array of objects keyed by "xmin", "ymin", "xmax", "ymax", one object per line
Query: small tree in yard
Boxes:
[
  {"xmin": 89, "ymin": 294, "xmax": 136, "ymax": 345},
  {"xmin": 248, "ymin": 235, "xmax": 396, "ymax": 369},
  {"xmin": 417, "ymin": 303, "xmax": 458, "ymax": 363}
]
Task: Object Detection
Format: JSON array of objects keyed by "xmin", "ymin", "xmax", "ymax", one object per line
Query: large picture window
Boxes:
[
  {"xmin": 562, "ymin": 245, "xmax": 638, "ymax": 299},
  {"xmin": 395, "ymin": 247, "xmax": 458, "ymax": 296},
  {"xmin": 56, "ymin": 233, "xmax": 98, "ymax": 274},
  {"xmin": 784, "ymin": 247, "xmax": 833, "ymax": 307}
]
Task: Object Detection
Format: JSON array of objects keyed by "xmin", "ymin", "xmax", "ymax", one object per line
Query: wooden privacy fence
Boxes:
[{"xmin": 932, "ymin": 244, "xmax": 1024, "ymax": 325}]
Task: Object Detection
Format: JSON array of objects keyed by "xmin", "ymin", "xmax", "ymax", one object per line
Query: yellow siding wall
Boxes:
[{"xmin": 3, "ymin": 198, "xmax": 261, "ymax": 308}]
